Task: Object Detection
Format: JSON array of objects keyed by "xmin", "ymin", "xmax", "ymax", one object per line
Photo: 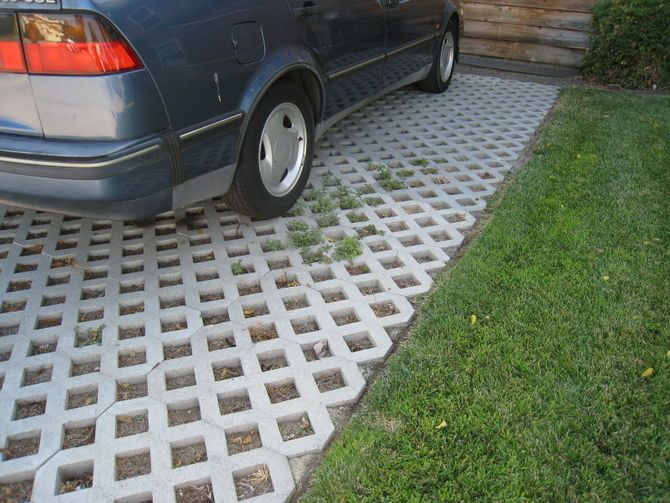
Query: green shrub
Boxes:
[{"xmin": 583, "ymin": 0, "xmax": 670, "ymax": 89}]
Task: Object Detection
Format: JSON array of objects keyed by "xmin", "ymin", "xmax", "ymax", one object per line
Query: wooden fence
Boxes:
[{"xmin": 459, "ymin": 0, "xmax": 597, "ymax": 76}]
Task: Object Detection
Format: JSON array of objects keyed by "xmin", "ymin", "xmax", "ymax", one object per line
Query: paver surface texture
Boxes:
[{"xmin": 0, "ymin": 73, "xmax": 558, "ymax": 502}]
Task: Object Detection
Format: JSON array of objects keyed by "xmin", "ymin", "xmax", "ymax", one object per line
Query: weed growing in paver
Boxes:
[
  {"xmin": 317, "ymin": 213, "xmax": 340, "ymax": 228},
  {"xmin": 75, "ymin": 325, "xmax": 104, "ymax": 347},
  {"xmin": 379, "ymin": 177, "xmax": 407, "ymax": 192},
  {"xmin": 287, "ymin": 221, "xmax": 323, "ymax": 248},
  {"xmin": 300, "ymin": 246, "xmax": 332, "ymax": 265},
  {"xmin": 410, "ymin": 158, "xmax": 430, "ymax": 167},
  {"xmin": 347, "ymin": 212, "xmax": 368, "ymax": 223},
  {"xmin": 397, "ymin": 169, "xmax": 415, "ymax": 178},
  {"xmin": 334, "ymin": 236, "xmax": 363, "ymax": 262},
  {"xmin": 364, "ymin": 196, "xmax": 385, "ymax": 207},
  {"xmin": 322, "ymin": 171, "xmax": 341, "ymax": 188},
  {"xmin": 420, "ymin": 167, "xmax": 438, "ymax": 175},
  {"xmin": 231, "ymin": 261, "xmax": 246, "ymax": 276},
  {"xmin": 261, "ymin": 240, "xmax": 285, "ymax": 252},
  {"xmin": 356, "ymin": 225, "xmax": 384, "ymax": 238},
  {"xmin": 285, "ymin": 200, "xmax": 305, "ymax": 217},
  {"xmin": 356, "ymin": 184, "xmax": 375, "ymax": 195},
  {"xmin": 310, "ymin": 191, "xmax": 336, "ymax": 214},
  {"xmin": 333, "ymin": 185, "xmax": 363, "ymax": 210}
]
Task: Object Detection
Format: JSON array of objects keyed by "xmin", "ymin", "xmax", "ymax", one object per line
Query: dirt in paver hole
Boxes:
[
  {"xmin": 219, "ymin": 394, "xmax": 251, "ymax": 415},
  {"xmin": 279, "ymin": 415, "xmax": 314, "ymax": 441},
  {"xmin": 117, "ymin": 413, "xmax": 149, "ymax": 437},
  {"xmin": 275, "ymin": 274, "xmax": 300, "ymax": 289},
  {"xmin": 78, "ymin": 309, "xmax": 103, "ymax": 322},
  {"xmin": 213, "ymin": 364, "xmax": 243, "ymax": 381},
  {"xmin": 322, "ymin": 291, "xmax": 345, "ymax": 303},
  {"xmin": 249, "ymin": 324, "xmax": 278, "ymax": 343},
  {"xmin": 207, "ymin": 335, "xmax": 235, "ymax": 351},
  {"xmin": 371, "ymin": 302, "xmax": 399, "ymax": 317},
  {"xmin": 75, "ymin": 326, "xmax": 104, "ymax": 347},
  {"xmin": 0, "ymin": 480, "xmax": 33, "ymax": 503},
  {"xmin": 168, "ymin": 406, "xmax": 201, "ymax": 427},
  {"xmin": 67, "ymin": 389, "xmax": 98, "ymax": 409},
  {"xmin": 2, "ymin": 436, "xmax": 40, "ymax": 460},
  {"xmin": 284, "ymin": 296, "xmax": 308, "ymax": 310},
  {"xmin": 23, "ymin": 366, "xmax": 52, "ymax": 385},
  {"xmin": 119, "ymin": 325, "xmax": 145, "ymax": 340},
  {"xmin": 238, "ymin": 283, "xmax": 261, "ymax": 296},
  {"xmin": 303, "ymin": 340, "xmax": 331, "ymax": 362},
  {"xmin": 116, "ymin": 452, "xmax": 151, "ymax": 480},
  {"xmin": 175, "ymin": 482, "xmax": 214, "ymax": 503},
  {"xmin": 63, "ymin": 425, "xmax": 96, "ymax": 449},
  {"xmin": 234, "ymin": 466, "xmax": 273, "ymax": 501},
  {"xmin": 71, "ymin": 360, "xmax": 100, "ymax": 376},
  {"xmin": 30, "ymin": 341, "xmax": 57, "ymax": 355},
  {"xmin": 164, "ymin": 343, "xmax": 192, "ymax": 359},
  {"xmin": 117, "ymin": 381, "xmax": 148, "ymax": 400},
  {"xmin": 226, "ymin": 429, "xmax": 261, "ymax": 455},
  {"xmin": 292, "ymin": 319, "xmax": 319, "ymax": 334},
  {"xmin": 166, "ymin": 373, "xmax": 196, "ymax": 391},
  {"xmin": 60, "ymin": 473, "xmax": 93, "ymax": 494},
  {"xmin": 346, "ymin": 263, "xmax": 370, "ymax": 276},
  {"xmin": 333, "ymin": 311, "xmax": 359, "ymax": 326},
  {"xmin": 14, "ymin": 399, "xmax": 46, "ymax": 419},
  {"xmin": 118, "ymin": 350, "xmax": 146, "ymax": 367},
  {"xmin": 260, "ymin": 356, "xmax": 287, "ymax": 372},
  {"xmin": 172, "ymin": 442, "xmax": 208, "ymax": 468},
  {"xmin": 347, "ymin": 337, "xmax": 374, "ymax": 352},
  {"xmin": 266, "ymin": 382, "xmax": 299, "ymax": 403},
  {"xmin": 315, "ymin": 370, "xmax": 346, "ymax": 392}
]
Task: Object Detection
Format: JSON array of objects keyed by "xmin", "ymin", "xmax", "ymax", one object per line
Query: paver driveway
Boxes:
[{"xmin": 0, "ymin": 73, "xmax": 558, "ymax": 503}]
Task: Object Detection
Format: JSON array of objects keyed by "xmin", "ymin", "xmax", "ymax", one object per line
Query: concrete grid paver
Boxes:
[{"xmin": 0, "ymin": 73, "xmax": 558, "ymax": 502}]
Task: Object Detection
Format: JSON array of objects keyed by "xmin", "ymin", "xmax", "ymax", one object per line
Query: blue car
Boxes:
[{"xmin": 0, "ymin": 0, "xmax": 463, "ymax": 220}]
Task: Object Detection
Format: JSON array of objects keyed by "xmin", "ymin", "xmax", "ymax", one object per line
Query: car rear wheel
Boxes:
[
  {"xmin": 419, "ymin": 19, "xmax": 457, "ymax": 94},
  {"xmin": 224, "ymin": 81, "xmax": 314, "ymax": 219}
]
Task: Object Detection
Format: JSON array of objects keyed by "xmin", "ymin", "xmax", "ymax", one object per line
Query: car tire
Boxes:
[
  {"xmin": 224, "ymin": 80, "xmax": 315, "ymax": 219},
  {"xmin": 419, "ymin": 19, "xmax": 458, "ymax": 94}
]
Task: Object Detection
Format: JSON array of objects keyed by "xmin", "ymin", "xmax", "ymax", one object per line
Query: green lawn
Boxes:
[{"xmin": 302, "ymin": 88, "xmax": 670, "ymax": 502}]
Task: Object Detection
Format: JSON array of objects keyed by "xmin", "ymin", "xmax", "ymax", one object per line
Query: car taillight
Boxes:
[
  {"xmin": 0, "ymin": 14, "xmax": 26, "ymax": 73},
  {"xmin": 18, "ymin": 13, "xmax": 143, "ymax": 75}
]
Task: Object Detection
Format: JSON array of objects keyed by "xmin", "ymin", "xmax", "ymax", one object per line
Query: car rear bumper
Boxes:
[{"xmin": 0, "ymin": 133, "xmax": 174, "ymax": 220}]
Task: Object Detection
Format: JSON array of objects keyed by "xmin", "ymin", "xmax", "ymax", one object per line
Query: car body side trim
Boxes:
[
  {"xmin": 387, "ymin": 33, "xmax": 437, "ymax": 58},
  {"xmin": 179, "ymin": 112, "xmax": 245, "ymax": 141},
  {"xmin": 0, "ymin": 145, "xmax": 161, "ymax": 169},
  {"xmin": 328, "ymin": 53, "xmax": 386, "ymax": 80}
]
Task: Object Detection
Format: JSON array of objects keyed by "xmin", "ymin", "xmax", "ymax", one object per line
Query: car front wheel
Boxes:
[{"xmin": 224, "ymin": 81, "xmax": 315, "ymax": 219}]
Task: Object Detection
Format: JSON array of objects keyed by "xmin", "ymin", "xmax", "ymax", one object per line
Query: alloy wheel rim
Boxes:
[
  {"xmin": 258, "ymin": 103, "xmax": 307, "ymax": 198},
  {"xmin": 440, "ymin": 32, "xmax": 455, "ymax": 82}
]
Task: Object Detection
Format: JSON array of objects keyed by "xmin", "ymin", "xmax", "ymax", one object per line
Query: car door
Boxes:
[
  {"xmin": 287, "ymin": 0, "xmax": 386, "ymax": 119},
  {"xmin": 382, "ymin": 0, "xmax": 438, "ymax": 87}
]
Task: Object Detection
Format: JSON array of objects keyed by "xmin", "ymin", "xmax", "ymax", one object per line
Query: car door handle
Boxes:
[{"xmin": 294, "ymin": 4, "xmax": 321, "ymax": 17}]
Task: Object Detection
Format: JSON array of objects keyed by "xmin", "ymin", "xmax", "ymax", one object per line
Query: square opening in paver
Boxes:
[
  {"xmin": 1, "ymin": 299, "xmax": 26, "ymax": 313},
  {"xmin": 57, "ymin": 461, "xmax": 94, "ymax": 495},
  {"xmin": 7, "ymin": 280, "xmax": 32, "ymax": 292},
  {"xmin": 83, "ymin": 267, "xmax": 108, "ymax": 281},
  {"xmin": 282, "ymin": 294, "xmax": 309, "ymax": 311},
  {"xmin": 393, "ymin": 273, "xmax": 420, "ymax": 289},
  {"xmin": 13, "ymin": 397, "xmax": 47, "ymax": 420},
  {"xmin": 218, "ymin": 389, "xmax": 251, "ymax": 415},
  {"xmin": 238, "ymin": 280, "xmax": 261, "ymax": 296},
  {"xmin": 199, "ymin": 288, "xmax": 225, "ymax": 302},
  {"xmin": 212, "ymin": 359, "xmax": 243, "ymax": 381},
  {"xmin": 171, "ymin": 438, "xmax": 208, "ymax": 468},
  {"xmin": 63, "ymin": 422, "xmax": 96, "ymax": 449},
  {"xmin": 117, "ymin": 378, "xmax": 149, "ymax": 401},
  {"xmin": 167, "ymin": 400, "xmax": 201, "ymax": 427},
  {"xmin": 81, "ymin": 286, "xmax": 105, "ymax": 300},
  {"xmin": 1, "ymin": 345, "xmax": 13, "ymax": 362},
  {"xmin": 345, "ymin": 263, "xmax": 370, "ymax": 276},
  {"xmin": 121, "ymin": 261, "xmax": 144, "ymax": 274},
  {"xmin": 314, "ymin": 369, "xmax": 347, "ymax": 392},
  {"xmin": 332, "ymin": 309, "xmax": 360, "ymax": 326},
  {"xmin": 201, "ymin": 309, "xmax": 230, "ymax": 326},
  {"xmin": 161, "ymin": 316, "xmax": 188, "ymax": 333},
  {"xmin": 371, "ymin": 301, "xmax": 400, "ymax": 318},
  {"xmin": 233, "ymin": 465, "xmax": 274, "ymax": 501},
  {"xmin": 118, "ymin": 348, "xmax": 146, "ymax": 368},
  {"xmin": 165, "ymin": 369, "xmax": 196, "ymax": 391},
  {"xmin": 0, "ymin": 323, "xmax": 19, "ymax": 336},
  {"xmin": 195, "ymin": 269, "xmax": 218, "ymax": 282},
  {"xmin": 258, "ymin": 350, "xmax": 288, "ymax": 372},
  {"xmin": 226, "ymin": 424, "xmax": 261, "ymax": 455},
  {"xmin": 302, "ymin": 340, "xmax": 331, "ymax": 362},
  {"xmin": 278, "ymin": 413, "xmax": 315, "ymax": 442},
  {"xmin": 116, "ymin": 410, "xmax": 149, "ymax": 438},
  {"xmin": 265, "ymin": 379, "xmax": 300, "ymax": 404},
  {"xmin": 249, "ymin": 323, "xmax": 278, "ymax": 343},
  {"xmin": 163, "ymin": 341, "xmax": 192, "ymax": 360},
  {"xmin": 268, "ymin": 257, "xmax": 289, "ymax": 270},
  {"xmin": 275, "ymin": 273, "xmax": 300, "ymax": 289},
  {"xmin": 160, "ymin": 296, "xmax": 186, "ymax": 309},
  {"xmin": 116, "ymin": 449, "xmax": 151, "ymax": 480},
  {"xmin": 207, "ymin": 332, "xmax": 236, "ymax": 351},
  {"xmin": 345, "ymin": 333, "xmax": 375, "ymax": 353},
  {"xmin": 227, "ymin": 245, "xmax": 249, "ymax": 258},
  {"xmin": 2, "ymin": 432, "xmax": 40, "ymax": 460},
  {"xmin": 15, "ymin": 261, "xmax": 38, "ymax": 273},
  {"xmin": 357, "ymin": 280, "xmax": 383, "ymax": 296},
  {"xmin": 75, "ymin": 326, "xmax": 104, "ymax": 347},
  {"xmin": 71, "ymin": 357, "xmax": 101, "ymax": 377},
  {"xmin": 158, "ymin": 255, "xmax": 180, "ymax": 269},
  {"xmin": 120, "ymin": 301, "xmax": 144, "ymax": 316},
  {"xmin": 78, "ymin": 307, "xmax": 104, "ymax": 323},
  {"xmin": 67, "ymin": 386, "xmax": 98, "ymax": 409},
  {"xmin": 0, "ymin": 479, "xmax": 33, "ymax": 501},
  {"xmin": 35, "ymin": 314, "xmax": 62, "ymax": 329},
  {"xmin": 47, "ymin": 274, "xmax": 70, "ymax": 286},
  {"xmin": 22, "ymin": 365, "xmax": 53, "ymax": 386},
  {"xmin": 309, "ymin": 267, "xmax": 334, "ymax": 283},
  {"xmin": 119, "ymin": 324, "xmax": 145, "ymax": 340},
  {"xmin": 291, "ymin": 316, "xmax": 319, "ymax": 335},
  {"xmin": 175, "ymin": 480, "xmax": 214, "ymax": 503},
  {"xmin": 320, "ymin": 288, "xmax": 346, "ymax": 304},
  {"xmin": 242, "ymin": 302, "xmax": 269, "ymax": 319},
  {"xmin": 380, "ymin": 257, "xmax": 404, "ymax": 270},
  {"xmin": 413, "ymin": 250, "xmax": 437, "ymax": 263},
  {"xmin": 192, "ymin": 250, "xmax": 215, "ymax": 264},
  {"xmin": 160, "ymin": 273, "xmax": 183, "ymax": 288}
]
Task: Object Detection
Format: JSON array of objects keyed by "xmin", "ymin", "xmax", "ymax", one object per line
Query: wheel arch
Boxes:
[{"xmin": 234, "ymin": 51, "xmax": 326, "ymax": 167}]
